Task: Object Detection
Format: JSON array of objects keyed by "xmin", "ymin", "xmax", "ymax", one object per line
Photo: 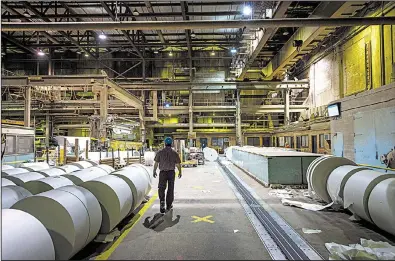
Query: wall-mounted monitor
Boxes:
[{"xmin": 328, "ymin": 103, "xmax": 341, "ymax": 117}]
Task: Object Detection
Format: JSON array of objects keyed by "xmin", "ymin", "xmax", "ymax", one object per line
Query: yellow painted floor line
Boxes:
[{"xmin": 95, "ymin": 192, "xmax": 158, "ymax": 260}]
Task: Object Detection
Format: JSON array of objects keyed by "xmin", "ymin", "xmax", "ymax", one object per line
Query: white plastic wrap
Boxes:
[
  {"xmin": 144, "ymin": 151, "xmax": 156, "ymax": 166},
  {"xmin": 2, "ymin": 178, "xmax": 16, "ymax": 187},
  {"xmin": 2, "ymin": 185, "xmax": 33, "ymax": 209},
  {"xmin": 2, "ymin": 209, "xmax": 55, "ymax": 260},
  {"xmin": 24, "ymin": 176, "xmax": 75, "ymax": 195},
  {"xmin": 80, "ymin": 175, "xmax": 133, "ymax": 233},
  {"xmin": 63, "ymin": 166, "xmax": 109, "ymax": 185},
  {"xmin": 12, "ymin": 186, "xmax": 102, "ymax": 260}
]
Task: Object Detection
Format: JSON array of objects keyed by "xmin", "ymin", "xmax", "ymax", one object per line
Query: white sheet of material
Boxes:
[
  {"xmin": 4, "ymin": 172, "xmax": 46, "ymax": 187},
  {"xmin": 80, "ymin": 175, "xmax": 133, "ymax": 234},
  {"xmin": 69, "ymin": 160, "xmax": 95, "ymax": 169},
  {"xmin": 326, "ymin": 165, "xmax": 369, "ymax": 206},
  {"xmin": 2, "ymin": 209, "xmax": 55, "ymax": 260},
  {"xmin": 37, "ymin": 168, "xmax": 66, "ymax": 177},
  {"xmin": 55, "ymin": 164, "xmax": 82, "ymax": 173},
  {"xmin": 24, "ymin": 176, "xmax": 75, "ymax": 195},
  {"xmin": 63, "ymin": 166, "xmax": 109, "ymax": 185},
  {"xmin": 310, "ymin": 156, "xmax": 356, "ymax": 203},
  {"xmin": 281, "ymin": 198, "xmax": 333, "ymax": 211},
  {"xmin": 2, "ymin": 168, "xmax": 30, "ymax": 177},
  {"xmin": 2, "ymin": 165, "xmax": 14, "ymax": 170},
  {"xmin": 2, "ymin": 178, "xmax": 16, "ymax": 186},
  {"xmin": 204, "ymin": 148, "xmax": 218, "ymax": 162},
  {"xmin": 368, "ymin": 178, "xmax": 395, "ymax": 236},
  {"xmin": 144, "ymin": 151, "xmax": 156, "ymax": 166},
  {"xmin": 96, "ymin": 164, "xmax": 115, "ymax": 173},
  {"xmin": 2, "ymin": 185, "xmax": 33, "ymax": 209},
  {"xmin": 20, "ymin": 162, "xmax": 50, "ymax": 169},
  {"xmin": 343, "ymin": 170, "xmax": 394, "ymax": 223},
  {"xmin": 112, "ymin": 167, "xmax": 149, "ymax": 212},
  {"xmin": 12, "ymin": 186, "xmax": 102, "ymax": 260}
]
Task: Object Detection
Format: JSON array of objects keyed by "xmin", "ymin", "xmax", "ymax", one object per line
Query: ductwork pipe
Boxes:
[
  {"xmin": 2, "ymin": 209, "xmax": 55, "ymax": 260},
  {"xmin": 12, "ymin": 186, "xmax": 102, "ymax": 260},
  {"xmin": 2, "ymin": 17, "xmax": 395, "ymax": 32}
]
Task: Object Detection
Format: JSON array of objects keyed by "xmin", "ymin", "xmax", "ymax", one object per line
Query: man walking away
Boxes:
[{"xmin": 153, "ymin": 137, "xmax": 182, "ymax": 213}]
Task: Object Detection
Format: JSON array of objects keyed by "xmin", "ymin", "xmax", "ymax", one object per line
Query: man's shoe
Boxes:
[
  {"xmin": 160, "ymin": 201, "xmax": 165, "ymax": 213},
  {"xmin": 166, "ymin": 204, "xmax": 173, "ymax": 211}
]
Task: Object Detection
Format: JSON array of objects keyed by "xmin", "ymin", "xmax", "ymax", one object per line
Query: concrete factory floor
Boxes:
[{"xmin": 86, "ymin": 160, "xmax": 395, "ymax": 260}]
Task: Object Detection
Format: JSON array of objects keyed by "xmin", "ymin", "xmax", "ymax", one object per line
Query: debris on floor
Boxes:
[
  {"xmin": 302, "ymin": 228, "xmax": 322, "ymax": 234},
  {"xmin": 281, "ymin": 198, "xmax": 333, "ymax": 211},
  {"xmin": 325, "ymin": 239, "xmax": 395, "ymax": 260},
  {"xmin": 94, "ymin": 229, "xmax": 121, "ymax": 243},
  {"xmin": 268, "ymin": 189, "xmax": 294, "ymax": 199}
]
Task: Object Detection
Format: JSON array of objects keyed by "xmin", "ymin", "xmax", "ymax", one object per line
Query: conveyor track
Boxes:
[{"xmin": 217, "ymin": 159, "xmax": 321, "ymax": 261}]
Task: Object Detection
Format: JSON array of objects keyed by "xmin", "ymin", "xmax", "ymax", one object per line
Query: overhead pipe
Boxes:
[{"xmin": 2, "ymin": 17, "xmax": 395, "ymax": 32}]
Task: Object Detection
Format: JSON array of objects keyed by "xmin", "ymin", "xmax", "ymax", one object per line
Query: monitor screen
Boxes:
[{"xmin": 328, "ymin": 103, "xmax": 340, "ymax": 117}]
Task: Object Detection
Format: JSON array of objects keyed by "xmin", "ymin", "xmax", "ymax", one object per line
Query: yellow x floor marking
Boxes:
[{"xmin": 191, "ymin": 215, "xmax": 215, "ymax": 224}]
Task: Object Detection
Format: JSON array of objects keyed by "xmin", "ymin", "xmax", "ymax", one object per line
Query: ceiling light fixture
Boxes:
[
  {"xmin": 132, "ymin": 8, "xmax": 139, "ymax": 16},
  {"xmin": 99, "ymin": 33, "xmax": 107, "ymax": 40},
  {"xmin": 154, "ymin": 50, "xmax": 159, "ymax": 54},
  {"xmin": 191, "ymin": 33, "xmax": 196, "ymax": 38},
  {"xmin": 76, "ymin": 51, "xmax": 81, "ymax": 54},
  {"xmin": 169, "ymin": 51, "xmax": 173, "ymax": 57},
  {"xmin": 37, "ymin": 50, "xmax": 45, "ymax": 56},
  {"xmin": 243, "ymin": 5, "xmax": 252, "ymax": 16},
  {"xmin": 23, "ymin": 10, "xmax": 31, "ymax": 18},
  {"xmin": 230, "ymin": 48, "xmax": 237, "ymax": 54},
  {"xmin": 85, "ymin": 53, "xmax": 89, "ymax": 57},
  {"xmin": 211, "ymin": 51, "xmax": 215, "ymax": 56}
]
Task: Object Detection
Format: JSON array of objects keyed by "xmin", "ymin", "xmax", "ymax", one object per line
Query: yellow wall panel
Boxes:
[{"xmin": 343, "ymin": 33, "xmax": 366, "ymax": 95}]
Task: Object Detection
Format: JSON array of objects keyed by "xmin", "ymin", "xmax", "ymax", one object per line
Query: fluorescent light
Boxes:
[
  {"xmin": 76, "ymin": 51, "xmax": 81, "ymax": 54},
  {"xmin": 132, "ymin": 9, "xmax": 139, "ymax": 16},
  {"xmin": 230, "ymin": 48, "xmax": 237, "ymax": 54},
  {"xmin": 243, "ymin": 5, "xmax": 252, "ymax": 16},
  {"xmin": 23, "ymin": 10, "xmax": 31, "ymax": 18},
  {"xmin": 154, "ymin": 50, "xmax": 159, "ymax": 54},
  {"xmin": 37, "ymin": 50, "xmax": 45, "ymax": 56},
  {"xmin": 85, "ymin": 53, "xmax": 89, "ymax": 57},
  {"xmin": 191, "ymin": 33, "xmax": 196, "ymax": 38},
  {"xmin": 211, "ymin": 51, "xmax": 215, "ymax": 56},
  {"xmin": 169, "ymin": 52, "xmax": 173, "ymax": 57},
  {"xmin": 99, "ymin": 33, "xmax": 107, "ymax": 40}
]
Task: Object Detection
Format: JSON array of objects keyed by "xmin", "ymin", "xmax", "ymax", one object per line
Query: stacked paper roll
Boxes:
[
  {"xmin": 2, "ymin": 185, "xmax": 33, "ymax": 209},
  {"xmin": 2, "ymin": 168, "xmax": 30, "ymax": 177},
  {"xmin": 2, "ymin": 209, "xmax": 55, "ymax": 260},
  {"xmin": 63, "ymin": 166, "xmax": 109, "ymax": 185},
  {"xmin": 36, "ymin": 168, "xmax": 66, "ymax": 177},
  {"xmin": 80, "ymin": 175, "xmax": 133, "ymax": 233},
  {"xmin": 96, "ymin": 164, "xmax": 115, "ymax": 173},
  {"xmin": 21, "ymin": 162, "xmax": 50, "ymax": 170},
  {"xmin": 4, "ymin": 172, "xmax": 46, "ymax": 187},
  {"xmin": 2, "ymin": 165, "xmax": 14, "ymax": 170},
  {"xmin": 70, "ymin": 160, "xmax": 96, "ymax": 169},
  {"xmin": 12, "ymin": 186, "xmax": 102, "ymax": 260},
  {"xmin": 24, "ymin": 176, "xmax": 74, "ymax": 195},
  {"xmin": 2, "ymin": 178, "xmax": 16, "ymax": 187},
  {"xmin": 55, "ymin": 164, "xmax": 82, "ymax": 174},
  {"xmin": 112, "ymin": 166, "xmax": 149, "ymax": 212},
  {"xmin": 203, "ymin": 147, "xmax": 218, "ymax": 162}
]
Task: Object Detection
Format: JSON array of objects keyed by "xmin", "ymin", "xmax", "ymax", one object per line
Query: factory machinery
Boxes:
[
  {"xmin": 1, "ymin": 160, "xmax": 153, "ymax": 260},
  {"xmin": 307, "ymin": 155, "xmax": 394, "ymax": 237}
]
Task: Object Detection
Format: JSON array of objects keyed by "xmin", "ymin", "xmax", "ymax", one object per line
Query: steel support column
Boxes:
[
  {"xmin": 24, "ymin": 86, "xmax": 31, "ymax": 127},
  {"xmin": 236, "ymin": 90, "xmax": 242, "ymax": 146},
  {"xmin": 100, "ymin": 85, "xmax": 108, "ymax": 139},
  {"xmin": 188, "ymin": 90, "xmax": 193, "ymax": 147},
  {"xmin": 284, "ymin": 88, "xmax": 290, "ymax": 125},
  {"xmin": 140, "ymin": 91, "xmax": 146, "ymax": 148},
  {"xmin": 45, "ymin": 114, "xmax": 50, "ymax": 147},
  {"xmin": 152, "ymin": 91, "xmax": 158, "ymax": 121}
]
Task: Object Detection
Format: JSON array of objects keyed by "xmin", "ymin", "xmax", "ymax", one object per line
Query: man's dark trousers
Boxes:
[{"xmin": 158, "ymin": 170, "xmax": 175, "ymax": 208}]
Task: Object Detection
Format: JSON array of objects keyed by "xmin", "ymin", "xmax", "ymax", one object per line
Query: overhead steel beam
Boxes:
[
  {"xmin": 1, "ymin": 33, "xmax": 36, "ymax": 54},
  {"xmin": 144, "ymin": 1, "xmax": 166, "ymax": 44},
  {"xmin": 238, "ymin": 2, "xmax": 291, "ymax": 79},
  {"xmin": 3, "ymin": 17, "xmax": 395, "ymax": 32},
  {"xmin": 180, "ymin": 1, "xmax": 193, "ymax": 80},
  {"xmin": 100, "ymin": 1, "xmax": 144, "ymax": 59},
  {"xmin": 106, "ymin": 78, "xmax": 143, "ymax": 110}
]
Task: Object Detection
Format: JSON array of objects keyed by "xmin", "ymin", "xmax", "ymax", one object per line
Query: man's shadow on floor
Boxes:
[{"xmin": 143, "ymin": 209, "xmax": 181, "ymax": 232}]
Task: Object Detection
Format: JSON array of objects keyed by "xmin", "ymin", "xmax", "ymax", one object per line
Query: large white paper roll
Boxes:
[
  {"xmin": 2, "ymin": 165, "xmax": 14, "ymax": 170},
  {"xmin": 21, "ymin": 162, "xmax": 50, "ymax": 169},
  {"xmin": 69, "ymin": 161, "xmax": 95, "ymax": 169},
  {"xmin": 80, "ymin": 175, "xmax": 133, "ymax": 233},
  {"xmin": 204, "ymin": 148, "xmax": 218, "ymax": 162},
  {"xmin": 2, "ymin": 178, "xmax": 16, "ymax": 187},
  {"xmin": 326, "ymin": 166, "xmax": 369, "ymax": 206},
  {"xmin": 343, "ymin": 170, "xmax": 394, "ymax": 222},
  {"xmin": 63, "ymin": 166, "xmax": 109, "ymax": 185},
  {"xmin": 12, "ymin": 186, "xmax": 102, "ymax": 260},
  {"xmin": 2, "ymin": 168, "xmax": 30, "ymax": 177},
  {"xmin": 123, "ymin": 163, "xmax": 152, "ymax": 193},
  {"xmin": 2, "ymin": 185, "xmax": 33, "ymax": 209},
  {"xmin": 96, "ymin": 164, "xmax": 115, "ymax": 173},
  {"xmin": 2, "ymin": 209, "xmax": 55, "ymax": 260},
  {"xmin": 55, "ymin": 164, "xmax": 82, "ymax": 174},
  {"xmin": 24, "ymin": 176, "xmax": 75, "ymax": 195},
  {"xmin": 4, "ymin": 172, "xmax": 46, "ymax": 187},
  {"xmin": 36, "ymin": 168, "xmax": 66, "ymax": 177},
  {"xmin": 112, "ymin": 167, "xmax": 149, "ymax": 212},
  {"xmin": 144, "ymin": 151, "xmax": 156, "ymax": 166},
  {"xmin": 368, "ymin": 178, "xmax": 395, "ymax": 236}
]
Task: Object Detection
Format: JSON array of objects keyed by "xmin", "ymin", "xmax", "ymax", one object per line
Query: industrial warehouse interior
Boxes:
[{"xmin": 1, "ymin": 0, "xmax": 395, "ymax": 260}]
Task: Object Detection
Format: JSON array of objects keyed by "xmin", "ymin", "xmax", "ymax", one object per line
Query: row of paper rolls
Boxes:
[{"xmin": 1, "ymin": 160, "xmax": 153, "ymax": 260}]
